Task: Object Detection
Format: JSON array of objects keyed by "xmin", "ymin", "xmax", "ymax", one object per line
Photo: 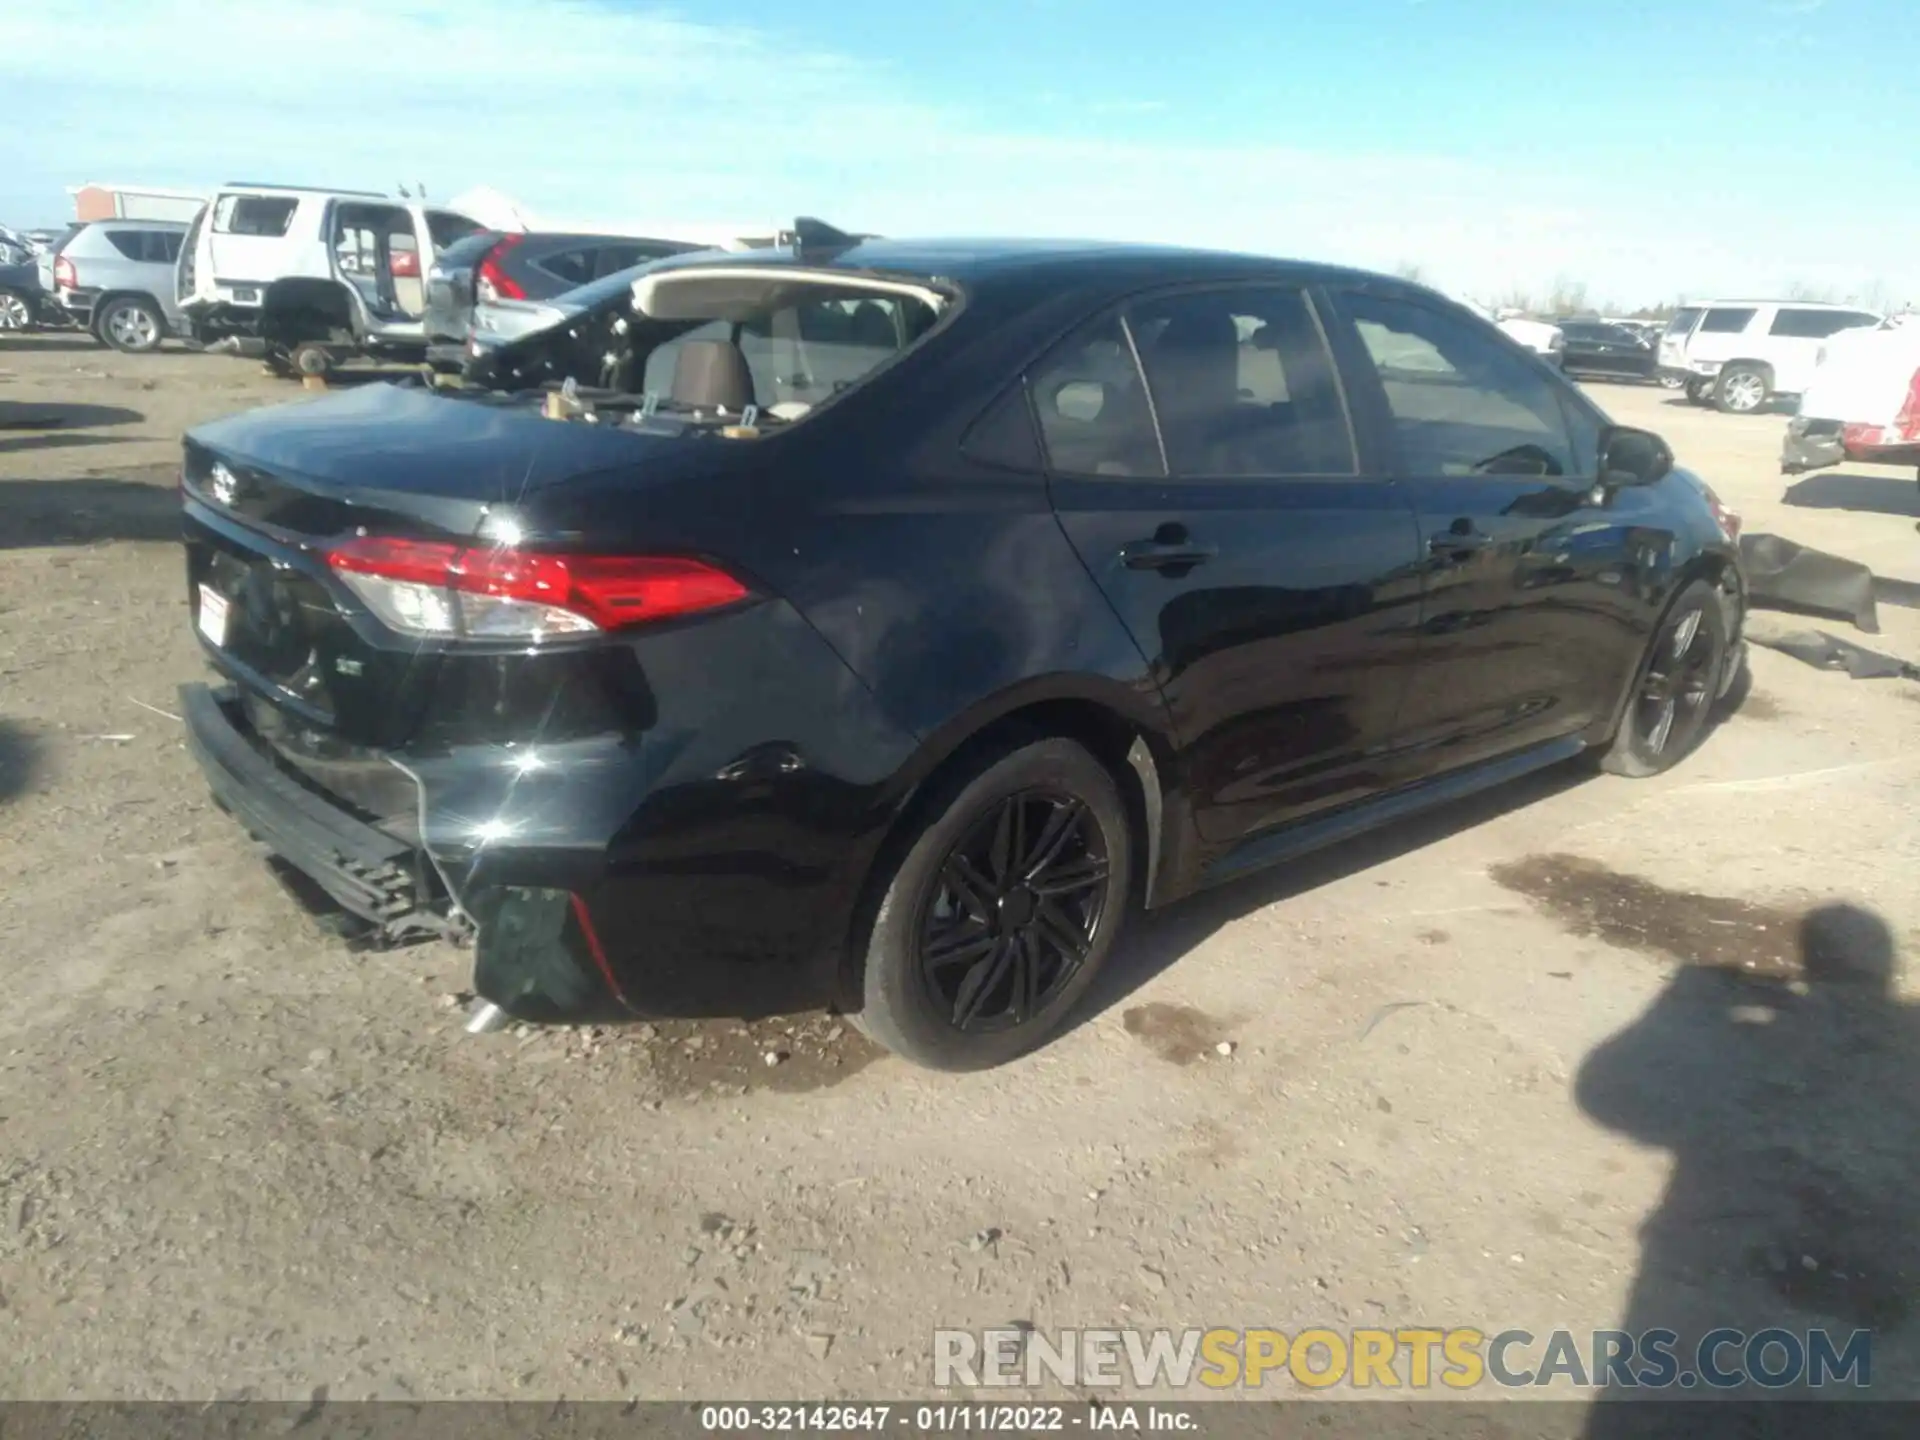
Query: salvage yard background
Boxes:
[{"xmin": 2, "ymin": 333, "xmax": 1918, "ymax": 1399}]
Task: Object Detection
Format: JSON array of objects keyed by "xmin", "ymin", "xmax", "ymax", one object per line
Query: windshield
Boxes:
[{"xmin": 473, "ymin": 268, "xmax": 951, "ymax": 429}]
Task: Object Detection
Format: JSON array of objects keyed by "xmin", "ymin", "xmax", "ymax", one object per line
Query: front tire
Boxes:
[
  {"xmin": 1600, "ymin": 579, "xmax": 1730, "ymax": 778},
  {"xmin": 0, "ymin": 288, "xmax": 31, "ymax": 331},
  {"xmin": 855, "ymin": 738, "xmax": 1132, "ymax": 1071}
]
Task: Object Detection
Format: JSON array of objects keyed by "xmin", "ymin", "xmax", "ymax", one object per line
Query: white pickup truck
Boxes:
[{"xmin": 1781, "ymin": 316, "xmax": 1920, "ymax": 487}]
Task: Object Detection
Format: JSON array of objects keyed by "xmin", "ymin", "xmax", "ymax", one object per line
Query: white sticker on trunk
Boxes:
[{"xmin": 197, "ymin": 585, "xmax": 230, "ymax": 647}]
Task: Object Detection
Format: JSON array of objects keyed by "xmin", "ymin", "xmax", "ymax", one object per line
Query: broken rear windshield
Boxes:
[{"xmin": 473, "ymin": 271, "xmax": 950, "ymax": 427}]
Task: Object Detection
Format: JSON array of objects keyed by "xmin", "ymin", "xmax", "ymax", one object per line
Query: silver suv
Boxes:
[{"xmin": 52, "ymin": 220, "xmax": 189, "ymax": 353}]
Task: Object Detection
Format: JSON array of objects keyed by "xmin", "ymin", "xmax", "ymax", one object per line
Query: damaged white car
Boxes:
[{"xmin": 1781, "ymin": 315, "xmax": 1920, "ymax": 488}]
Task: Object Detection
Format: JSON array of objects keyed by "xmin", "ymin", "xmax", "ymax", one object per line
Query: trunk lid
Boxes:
[{"xmin": 182, "ymin": 382, "xmax": 717, "ymax": 746}]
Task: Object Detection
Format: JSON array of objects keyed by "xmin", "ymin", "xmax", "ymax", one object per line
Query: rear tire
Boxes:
[
  {"xmin": 97, "ymin": 295, "xmax": 165, "ymax": 354},
  {"xmin": 1683, "ymin": 376, "xmax": 1712, "ymax": 404},
  {"xmin": 854, "ymin": 738, "xmax": 1132, "ymax": 1071},
  {"xmin": 1599, "ymin": 580, "xmax": 1730, "ymax": 778},
  {"xmin": 0, "ymin": 288, "xmax": 30, "ymax": 331},
  {"xmin": 290, "ymin": 342, "xmax": 333, "ymax": 379}
]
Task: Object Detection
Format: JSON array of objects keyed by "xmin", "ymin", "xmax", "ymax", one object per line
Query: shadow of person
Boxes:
[{"xmin": 1577, "ymin": 904, "xmax": 1919, "ymax": 1432}]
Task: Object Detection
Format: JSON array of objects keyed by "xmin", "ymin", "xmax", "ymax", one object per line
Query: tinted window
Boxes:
[
  {"xmin": 535, "ymin": 245, "xmax": 599, "ymax": 288},
  {"xmin": 104, "ymin": 230, "xmax": 181, "ymax": 263},
  {"xmin": 426, "ymin": 212, "xmax": 482, "ymax": 250},
  {"xmin": 1341, "ymin": 290, "xmax": 1577, "ymax": 478},
  {"xmin": 1698, "ymin": 307, "xmax": 1757, "ymax": 334},
  {"xmin": 1768, "ymin": 308, "xmax": 1875, "ymax": 339},
  {"xmin": 1028, "ymin": 314, "xmax": 1165, "ymax": 478},
  {"xmin": 213, "ymin": 195, "xmax": 297, "ymax": 237},
  {"xmin": 961, "ymin": 384, "xmax": 1044, "ymax": 473},
  {"xmin": 1127, "ymin": 288, "xmax": 1355, "ymax": 476},
  {"xmin": 1663, "ymin": 307, "xmax": 1703, "ymax": 337}
]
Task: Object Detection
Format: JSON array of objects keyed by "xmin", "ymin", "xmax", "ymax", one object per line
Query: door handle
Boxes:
[
  {"xmin": 1428, "ymin": 525, "xmax": 1491, "ymax": 556},
  {"xmin": 1121, "ymin": 538, "xmax": 1218, "ymax": 570}
]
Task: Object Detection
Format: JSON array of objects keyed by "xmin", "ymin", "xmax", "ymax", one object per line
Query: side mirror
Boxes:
[
  {"xmin": 1046, "ymin": 378, "xmax": 1111, "ymax": 423},
  {"xmin": 1598, "ymin": 425, "xmax": 1673, "ymax": 487}
]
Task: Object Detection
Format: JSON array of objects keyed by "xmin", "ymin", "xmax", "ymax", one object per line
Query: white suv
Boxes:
[
  {"xmin": 1657, "ymin": 300, "xmax": 1882, "ymax": 414},
  {"xmin": 176, "ymin": 184, "xmax": 485, "ymax": 376}
]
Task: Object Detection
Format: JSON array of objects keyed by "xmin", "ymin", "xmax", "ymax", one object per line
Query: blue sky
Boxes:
[{"xmin": 1, "ymin": 0, "xmax": 1914, "ymax": 306}]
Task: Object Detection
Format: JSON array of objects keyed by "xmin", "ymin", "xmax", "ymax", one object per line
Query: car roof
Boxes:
[
  {"xmin": 642, "ymin": 236, "xmax": 1394, "ymax": 298},
  {"xmin": 80, "ymin": 219, "xmax": 189, "ymax": 233},
  {"xmin": 1687, "ymin": 298, "xmax": 1872, "ymax": 310}
]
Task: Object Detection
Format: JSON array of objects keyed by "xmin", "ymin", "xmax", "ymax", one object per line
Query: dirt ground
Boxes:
[{"xmin": 2, "ymin": 334, "xmax": 1918, "ymax": 1405}]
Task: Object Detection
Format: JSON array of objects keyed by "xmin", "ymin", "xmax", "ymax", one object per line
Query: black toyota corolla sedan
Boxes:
[{"xmin": 176, "ymin": 224, "xmax": 1746, "ymax": 1070}]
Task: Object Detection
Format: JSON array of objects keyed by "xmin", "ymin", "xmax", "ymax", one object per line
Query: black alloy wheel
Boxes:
[
  {"xmin": 856, "ymin": 737, "xmax": 1132, "ymax": 1070},
  {"xmin": 917, "ymin": 789, "xmax": 1110, "ymax": 1033},
  {"xmin": 1600, "ymin": 579, "xmax": 1730, "ymax": 777}
]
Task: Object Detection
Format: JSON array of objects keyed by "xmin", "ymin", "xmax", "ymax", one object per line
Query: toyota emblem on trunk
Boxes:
[{"xmin": 209, "ymin": 463, "xmax": 239, "ymax": 506}]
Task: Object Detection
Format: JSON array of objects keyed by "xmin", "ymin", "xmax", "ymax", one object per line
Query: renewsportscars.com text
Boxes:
[{"xmin": 933, "ymin": 1326, "xmax": 1872, "ymax": 1391}]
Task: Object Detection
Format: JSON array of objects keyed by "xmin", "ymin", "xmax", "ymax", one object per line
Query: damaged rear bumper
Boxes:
[
  {"xmin": 1781, "ymin": 416, "xmax": 1846, "ymax": 475},
  {"xmin": 182, "ymin": 683, "xmax": 437, "ymax": 938},
  {"xmin": 180, "ymin": 682, "xmax": 630, "ymax": 1024}
]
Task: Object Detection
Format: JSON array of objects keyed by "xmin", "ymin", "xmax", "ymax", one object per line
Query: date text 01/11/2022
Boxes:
[{"xmin": 698, "ymin": 1404, "xmax": 1197, "ymax": 1432}]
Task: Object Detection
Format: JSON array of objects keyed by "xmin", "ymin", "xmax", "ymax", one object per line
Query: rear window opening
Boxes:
[
  {"xmin": 213, "ymin": 195, "xmax": 298, "ymax": 238},
  {"xmin": 468, "ymin": 267, "xmax": 956, "ymax": 438},
  {"xmin": 1664, "ymin": 307, "xmax": 1703, "ymax": 337}
]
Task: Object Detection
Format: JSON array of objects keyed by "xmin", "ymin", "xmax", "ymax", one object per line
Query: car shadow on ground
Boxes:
[
  {"xmin": 0, "ymin": 719, "xmax": 40, "ymax": 806},
  {"xmin": 0, "ymin": 332, "xmax": 96, "ymax": 353},
  {"xmin": 1783, "ymin": 472, "xmax": 1920, "ymax": 519},
  {"xmin": 1658, "ymin": 397, "xmax": 1794, "ymax": 417},
  {"xmin": 1077, "ymin": 759, "xmax": 1593, "ymax": 1029},
  {"xmin": 0, "ymin": 467, "xmax": 181, "ymax": 549},
  {"xmin": 0, "ymin": 401, "xmax": 143, "ymax": 448},
  {"xmin": 1076, "ymin": 678, "xmax": 1760, "ymax": 1038},
  {"xmin": 1576, "ymin": 899, "xmax": 1919, "ymax": 1430}
]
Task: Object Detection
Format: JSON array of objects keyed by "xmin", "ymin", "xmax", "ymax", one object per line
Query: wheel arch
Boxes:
[
  {"xmin": 1721, "ymin": 356, "xmax": 1776, "ymax": 385},
  {"xmin": 1592, "ymin": 546, "xmax": 1740, "ymax": 750},
  {"xmin": 259, "ymin": 277, "xmax": 362, "ymax": 350},
  {"xmin": 832, "ymin": 677, "xmax": 1177, "ymax": 1009},
  {"xmin": 91, "ymin": 290, "xmax": 168, "ymax": 330}
]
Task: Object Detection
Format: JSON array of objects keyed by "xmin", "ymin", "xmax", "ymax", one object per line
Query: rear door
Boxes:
[
  {"xmin": 1656, "ymin": 307, "xmax": 1703, "ymax": 374},
  {"xmin": 1326, "ymin": 287, "xmax": 1649, "ymax": 773},
  {"xmin": 1038, "ymin": 283, "xmax": 1427, "ymax": 845},
  {"xmin": 1683, "ymin": 305, "xmax": 1759, "ymax": 375}
]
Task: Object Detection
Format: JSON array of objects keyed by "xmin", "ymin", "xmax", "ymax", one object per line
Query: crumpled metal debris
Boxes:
[
  {"xmin": 1750, "ymin": 628, "xmax": 1920, "ymax": 681},
  {"xmin": 1740, "ymin": 533, "xmax": 1882, "ymax": 633}
]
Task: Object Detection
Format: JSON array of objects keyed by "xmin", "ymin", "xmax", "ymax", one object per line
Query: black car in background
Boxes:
[
  {"xmin": 176, "ymin": 231, "xmax": 1747, "ymax": 1070},
  {"xmin": 424, "ymin": 230, "xmax": 701, "ymax": 368},
  {"xmin": 1556, "ymin": 320, "xmax": 1660, "ymax": 382}
]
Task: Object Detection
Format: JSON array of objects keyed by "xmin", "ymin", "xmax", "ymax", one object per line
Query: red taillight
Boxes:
[
  {"xmin": 53, "ymin": 255, "xmax": 75, "ymax": 289},
  {"xmin": 324, "ymin": 535, "xmax": 748, "ymax": 640},
  {"xmin": 474, "ymin": 234, "xmax": 525, "ymax": 303},
  {"xmin": 1698, "ymin": 480, "xmax": 1741, "ymax": 542},
  {"xmin": 1894, "ymin": 366, "xmax": 1920, "ymax": 443}
]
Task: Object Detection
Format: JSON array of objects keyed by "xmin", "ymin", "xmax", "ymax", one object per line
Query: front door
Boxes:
[
  {"xmin": 1326, "ymin": 287, "xmax": 1650, "ymax": 774},
  {"xmin": 1035, "ymin": 284, "xmax": 1426, "ymax": 847}
]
